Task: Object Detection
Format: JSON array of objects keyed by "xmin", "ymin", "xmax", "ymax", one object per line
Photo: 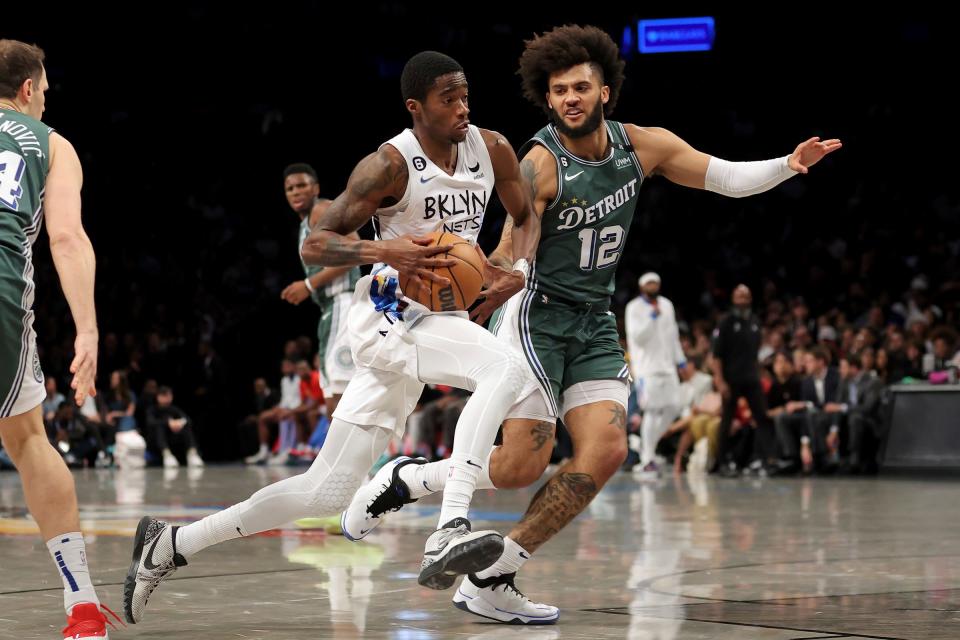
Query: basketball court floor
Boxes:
[{"xmin": 1, "ymin": 467, "xmax": 956, "ymax": 639}]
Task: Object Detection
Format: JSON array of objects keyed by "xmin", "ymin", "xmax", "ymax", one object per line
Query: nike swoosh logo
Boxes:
[
  {"xmin": 564, "ymin": 171, "xmax": 584, "ymax": 181},
  {"xmin": 142, "ymin": 534, "xmax": 164, "ymax": 571},
  {"xmin": 420, "ymin": 175, "xmax": 438, "ymax": 184},
  {"xmin": 519, "ymin": 551, "xmax": 530, "ymax": 559},
  {"xmin": 360, "ymin": 528, "xmax": 371, "ymax": 536},
  {"xmin": 466, "ymin": 460, "xmax": 482, "ymax": 469},
  {"xmin": 378, "ymin": 330, "xmax": 388, "ymax": 337},
  {"xmin": 468, "ymin": 162, "xmax": 480, "ymax": 173}
]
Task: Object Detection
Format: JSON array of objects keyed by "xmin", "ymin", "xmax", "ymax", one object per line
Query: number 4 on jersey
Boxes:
[{"xmin": 0, "ymin": 150, "xmax": 26, "ymax": 210}]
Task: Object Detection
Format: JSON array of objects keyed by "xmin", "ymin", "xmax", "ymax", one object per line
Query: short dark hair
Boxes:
[
  {"xmin": 517, "ymin": 25, "xmax": 625, "ymax": 117},
  {"xmin": 401, "ymin": 51, "xmax": 463, "ymax": 102},
  {"xmin": 809, "ymin": 346, "xmax": 831, "ymax": 364},
  {"xmin": 0, "ymin": 40, "xmax": 45, "ymax": 100},
  {"xmin": 283, "ymin": 163, "xmax": 317, "ymax": 183},
  {"xmin": 157, "ymin": 386, "xmax": 173, "ymax": 396}
]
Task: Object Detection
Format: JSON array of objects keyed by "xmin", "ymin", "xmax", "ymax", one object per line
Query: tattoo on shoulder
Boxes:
[
  {"xmin": 353, "ymin": 150, "xmax": 407, "ymax": 200},
  {"xmin": 519, "ymin": 158, "xmax": 539, "ymax": 204}
]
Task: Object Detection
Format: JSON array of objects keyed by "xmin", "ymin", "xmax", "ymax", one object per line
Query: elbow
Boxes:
[
  {"xmin": 49, "ymin": 230, "xmax": 90, "ymax": 254},
  {"xmin": 300, "ymin": 239, "xmax": 324, "ymax": 266}
]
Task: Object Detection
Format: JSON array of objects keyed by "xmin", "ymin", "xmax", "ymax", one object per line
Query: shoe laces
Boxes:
[
  {"xmin": 436, "ymin": 523, "xmax": 469, "ymax": 547},
  {"xmin": 100, "ymin": 604, "xmax": 125, "ymax": 630}
]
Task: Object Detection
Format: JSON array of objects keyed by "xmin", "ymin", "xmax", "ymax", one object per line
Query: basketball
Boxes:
[{"xmin": 398, "ymin": 231, "xmax": 484, "ymax": 312}]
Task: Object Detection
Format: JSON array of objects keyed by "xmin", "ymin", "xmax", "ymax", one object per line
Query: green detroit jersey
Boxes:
[
  {"xmin": 298, "ymin": 216, "xmax": 360, "ymax": 305},
  {"xmin": 0, "ymin": 108, "xmax": 52, "ymax": 418},
  {"xmin": 1, "ymin": 109, "xmax": 50, "ymax": 261},
  {"xmin": 523, "ymin": 121, "xmax": 644, "ymax": 304}
]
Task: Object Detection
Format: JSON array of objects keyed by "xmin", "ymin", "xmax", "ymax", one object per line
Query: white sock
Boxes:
[
  {"xmin": 401, "ymin": 448, "xmax": 496, "ymax": 499},
  {"xmin": 47, "ymin": 533, "xmax": 99, "ymax": 614},
  {"xmin": 176, "ymin": 502, "xmax": 246, "ymax": 558},
  {"xmin": 476, "ymin": 536, "xmax": 530, "ymax": 579},
  {"xmin": 438, "ymin": 452, "xmax": 481, "ymax": 525}
]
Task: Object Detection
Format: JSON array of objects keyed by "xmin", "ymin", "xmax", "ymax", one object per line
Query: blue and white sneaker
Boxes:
[
  {"xmin": 453, "ymin": 572, "xmax": 559, "ymax": 624},
  {"xmin": 341, "ymin": 456, "xmax": 425, "ymax": 540}
]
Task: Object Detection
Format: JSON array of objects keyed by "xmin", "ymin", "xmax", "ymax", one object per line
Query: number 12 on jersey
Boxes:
[
  {"xmin": 577, "ymin": 224, "xmax": 625, "ymax": 270},
  {"xmin": 0, "ymin": 150, "xmax": 26, "ymax": 210}
]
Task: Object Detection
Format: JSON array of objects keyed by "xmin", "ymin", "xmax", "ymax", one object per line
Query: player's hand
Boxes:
[
  {"xmin": 69, "ymin": 330, "xmax": 98, "ymax": 406},
  {"xmin": 382, "ymin": 235, "xmax": 458, "ymax": 294},
  {"xmin": 281, "ymin": 280, "xmax": 311, "ymax": 305},
  {"xmin": 470, "ymin": 248, "xmax": 525, "ymax": 325},
  {"xmin": 788, "ymin": 136, "xmax": 842, "ymax": 174}
]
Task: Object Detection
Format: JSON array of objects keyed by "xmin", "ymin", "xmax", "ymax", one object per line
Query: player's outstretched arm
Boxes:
[{"xmin": 625, "ymin": 124, "xmax": 841, "ymax": 197}]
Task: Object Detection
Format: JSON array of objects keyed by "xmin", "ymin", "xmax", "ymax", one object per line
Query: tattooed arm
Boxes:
[
  {"xmin": 487, "ymin": 140, "xmax": 555, "ymax": 268},
  {"xmin": 470, "ymin": 134, "xmax": 555, "ymax": 324},
  {"xmin": 301, "ymin": 146, "xmax": 456, "ymax": 284}
]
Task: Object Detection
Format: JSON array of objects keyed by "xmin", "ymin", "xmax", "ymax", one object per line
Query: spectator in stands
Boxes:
[
  {"xmin": 52, "ymin": 401, "xmax": 104, "ymax": 468},
  {"xmin": 147, "ymin": 386, "xmax": 204, "ymax": 468},
  {"xmin": 41, "ymin": 377, "xmax": 65, "ymax": 432},
  {"xmin": 105, "ymin": 370, "xmax": 137, "ymax": 437},
  {"xmin": 245, "ymin": 359, "xmax": 300, "ymax": 465},
  {"xmin": 838, "ymin": 353, "xmax": 886, "ymax": 473},
  {"xmin": 711, "ymin": 285, "xmax": 775, "ymax": 475}
]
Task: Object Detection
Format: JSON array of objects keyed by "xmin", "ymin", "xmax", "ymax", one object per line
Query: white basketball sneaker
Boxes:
[
  {"xmin": 453, "ymin": 572, "xmax": 559, "ymax": 624},
  {"xmin": 340, "ymin": 456, "xmax": 424, "ymax": 540},
  {"xmin": 418, "ymin": 517, "xmax": 503, "ymax": 590},
  {"xmin": 122, "ymin": 517, "xmax": 187, "ymax": 624}
]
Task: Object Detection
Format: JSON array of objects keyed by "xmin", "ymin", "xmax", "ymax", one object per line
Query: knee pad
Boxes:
[{"xmin": 305, "ymin": 470, "xmax": 362, "ymax": 514}]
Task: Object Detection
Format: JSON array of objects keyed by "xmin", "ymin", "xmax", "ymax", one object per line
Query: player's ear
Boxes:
[
  {"xmin": 601, "ymin": 85, "xmax": 610, "ymax": 105},
  {"xmin": 405, "ymin": 98, "xmax": 420, "ymax": 117}
]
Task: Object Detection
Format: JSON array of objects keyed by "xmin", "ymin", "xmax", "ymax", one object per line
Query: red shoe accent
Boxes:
[{"xmin": 62, "ymin": 603, "xmax": 125, "ymax": 639}]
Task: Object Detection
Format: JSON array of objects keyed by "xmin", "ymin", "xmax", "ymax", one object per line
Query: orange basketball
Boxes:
[{"xmin": 398, "ymin": 231, "xmax": 484, "ymax": 312}]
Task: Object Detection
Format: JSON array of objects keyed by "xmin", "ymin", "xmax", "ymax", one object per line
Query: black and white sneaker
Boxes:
[
  {"xmin": 123, "ymin": 516, "xmax": 187, "ymax": 624},
  {"xmin": 418, "ymin": 517, "xmax": 503, "ymax": 590},
  {"xmin": 341, "ymin": 456, "xmax": 425, "ymax": 541},
  {"xmin": 453, "ymin": 572, "xmax": 559, "ymax": 624}
]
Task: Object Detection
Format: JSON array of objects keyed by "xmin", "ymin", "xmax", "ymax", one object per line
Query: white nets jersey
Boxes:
[{"xmin": 371, "ymin": 125, "xmax": 495, "ymax": 279}]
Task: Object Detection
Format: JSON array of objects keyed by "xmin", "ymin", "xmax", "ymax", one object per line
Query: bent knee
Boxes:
[{"xmin": 496, "ymin": 459, "xmax": 546, "ymax": 489}]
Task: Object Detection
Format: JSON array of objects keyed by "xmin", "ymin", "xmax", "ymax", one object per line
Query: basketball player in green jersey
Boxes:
[
  {"xmin": 0, "ymin": 40, "xmax": 117, "ymax": 638},
  {"xmin": 279, "ymin": 163, "xmax": 360, "ymax": 418},
  {"xmin": 346, "ymin": 25, "xmax": 840, "ymax": 623}
]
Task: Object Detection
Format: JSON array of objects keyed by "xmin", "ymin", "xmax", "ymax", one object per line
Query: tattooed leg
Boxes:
[
  {"xmin": 510, "ymin": 400, "xmax": 628, "ymax": 553},
  {"xmin": 488, "ymin": 418, "xmax": 556, "ymax": 490}
]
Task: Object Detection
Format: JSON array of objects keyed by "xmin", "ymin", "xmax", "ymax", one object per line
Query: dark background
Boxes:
[{"xmin": 7, "ymin": 5, "xmax": 957, "ymax": 457}]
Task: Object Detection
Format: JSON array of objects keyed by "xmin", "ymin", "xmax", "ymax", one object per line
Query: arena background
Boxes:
[{"xmin": 6, "ymin": 6, "xmax": 957, "ymax": 459}]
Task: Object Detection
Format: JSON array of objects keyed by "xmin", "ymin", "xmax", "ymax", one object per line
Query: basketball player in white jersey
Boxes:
[
  {"xmin": 625, "ymin": 272, "xmax": 686, "ymax": 478},
  {"xmin": 123, "ymin": 51, "xmax": 543, "ymax": 624}
]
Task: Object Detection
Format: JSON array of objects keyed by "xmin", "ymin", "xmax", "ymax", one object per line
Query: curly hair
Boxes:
[{"xmin": 517, "ymin": 25, "xmax": 625, "ymax": 117}]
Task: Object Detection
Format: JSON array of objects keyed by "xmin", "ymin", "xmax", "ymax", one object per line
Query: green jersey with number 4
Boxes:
[{"xmin": 523, "ymin": 121, "xmax": 643, "ymax": 304}]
